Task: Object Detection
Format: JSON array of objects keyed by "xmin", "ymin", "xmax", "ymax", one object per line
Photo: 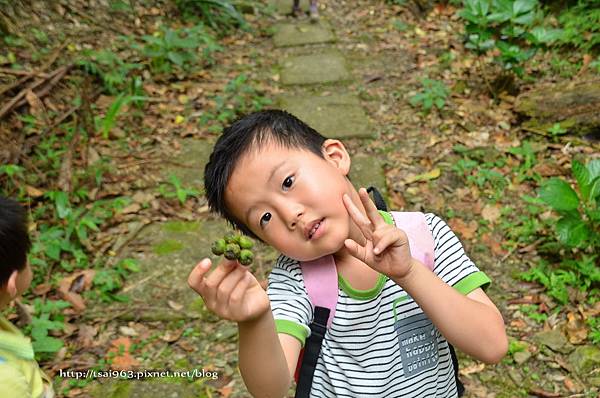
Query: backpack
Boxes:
[{"xmin": 293, "ymin": 187, "xmax": 465, "ymax": 398}]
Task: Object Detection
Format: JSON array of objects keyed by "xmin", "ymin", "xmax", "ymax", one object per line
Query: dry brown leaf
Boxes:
[
  {"xmin": 25, "ymin": 89, "xmax": 47, "ymax": 123},
  {"xmin": 58, "ymin": 270, "xmax": 96, "ymax": 311},
  {"xmin": 161, "ymin": 328, "xmax": 183, "ymax": 343},
  {"xmin": 167, "ymin": 300, "xmax": 184, "ymax": 311},
  {"xmin": 107, "ymin": 337, "xmax": 139, "ymax": 370},
  {"xmin": 481, "ymin": 204, "xmax": 501, "ymax": 224},
  {"xmin": 76, "ymin": 324, "xmax": 98, "ymax": 348},
  {"xmin": 565, "ymin": 312, "xmax": 587, "ymax": 344},
  {"xmin": 25, "ymin": 185, "xmax": 44, "ymax": 198},
  {"xmin": 448, "ymin": 218, "xmax": 477, "ymax": 240},
  {"xmin": 459, "ymin": 362, "xmax": 485, "ymax": 376}
]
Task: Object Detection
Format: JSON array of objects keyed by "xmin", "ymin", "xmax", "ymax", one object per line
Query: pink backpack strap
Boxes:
[
  {"xmin": 299, "ymin": 255, "xmax": 338, "ymax": 328},
  {"xmin": 390, "ymin": 211, "xmax": 435, "ymax": 271}
]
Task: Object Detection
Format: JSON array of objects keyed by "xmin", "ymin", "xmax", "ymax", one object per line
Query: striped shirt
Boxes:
[{"xmin": 267, "ymin": 213, "xmax": 491, "ymax": 398}]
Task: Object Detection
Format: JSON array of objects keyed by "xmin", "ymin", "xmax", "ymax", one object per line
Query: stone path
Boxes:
[{"xmin": 90, "ymin": 3, "xmax": 389, "ymax": 396}]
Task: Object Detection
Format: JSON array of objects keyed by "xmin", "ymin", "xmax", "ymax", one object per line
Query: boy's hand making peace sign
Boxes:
[{"xmin": 343, "ymin": 188, "xmax": 417, "ymax": 281}]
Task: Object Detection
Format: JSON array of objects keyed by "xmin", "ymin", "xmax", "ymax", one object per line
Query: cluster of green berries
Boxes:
[{"xmin": 211, "ymin": 231, "xmax": 254, "ymax": 265}]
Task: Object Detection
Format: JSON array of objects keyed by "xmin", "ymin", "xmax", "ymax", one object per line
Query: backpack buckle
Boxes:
[{"xmin": 310, "ymin": 306, "xmax": 330, "ymax": 338}]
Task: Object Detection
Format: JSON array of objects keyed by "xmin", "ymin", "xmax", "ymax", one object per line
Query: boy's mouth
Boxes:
[{"xmin": 306, "ymin": 218, "xmax": 325, "ymax": 240}]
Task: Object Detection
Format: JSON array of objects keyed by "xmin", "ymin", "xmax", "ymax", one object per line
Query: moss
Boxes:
[
  {"xmin": 162, "ymin": 221, "xmax": 200, "ymax": 233},
  {"xmin": 153, "ymin": 239, "xmax": 184, "ymax": 255}
]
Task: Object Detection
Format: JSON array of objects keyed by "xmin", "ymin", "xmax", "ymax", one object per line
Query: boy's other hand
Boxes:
[
  {"xmin": 342, "ymin": 188, "xmax": 416, "ymax": 280},
  {"xmin": 188, "ymin": 258, "xmax": 270, "ymax": 323}
]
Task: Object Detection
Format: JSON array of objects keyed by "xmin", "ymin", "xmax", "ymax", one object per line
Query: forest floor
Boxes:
[{"xmin": 1, "ymin": 0, "xmax": 599, "ymax": 397}]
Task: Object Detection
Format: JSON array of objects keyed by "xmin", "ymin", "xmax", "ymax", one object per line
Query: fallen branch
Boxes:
[{"xmin": 0, "ymin": 64, "xmax": 71, "ymax": 119}]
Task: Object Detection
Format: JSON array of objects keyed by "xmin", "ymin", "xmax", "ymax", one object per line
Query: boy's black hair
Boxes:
[
  {"xmin": 0, "ymin": 196, "xmax": 31, "ymax": 286},
  {"xmin": 204, "ymin": 109, "xmax": 327, "ymax": 240}
]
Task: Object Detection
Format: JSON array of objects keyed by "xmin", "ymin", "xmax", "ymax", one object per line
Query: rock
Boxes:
[
  {"xmin": 273, "ymin": 22, "xmax": 335, "ymax": 47},
  {"xmin": 568, "ymin": 345, "xmax": 600, "ymax": 376},
  {"xmin": 278, "ymin": 92, "xmax": 374, "ymax": 139},
  {"xmin": 514, "ymin": 80, "xmax": 600, "ymax": 136},
  {"xmin": 513, "ymin": 350, "xmax": 531, "ymax": 364},
  {"xmin": 533, "ymin": 329, "xmax": 574, "ymax": 354},
  {"xmin": 280, "ymin": 52, "xmax": 350, "ymax": 85}
]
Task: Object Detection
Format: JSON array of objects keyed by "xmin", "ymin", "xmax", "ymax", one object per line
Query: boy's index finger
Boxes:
[{"xmin": 358, "ymin": 188, "xmax": 386, "ymax": 229}]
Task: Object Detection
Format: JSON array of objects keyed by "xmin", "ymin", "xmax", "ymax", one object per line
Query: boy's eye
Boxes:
[
  {"xmin": 260, "ymin": 212, "xmax": 272, "ymax": 228},
  {"xmin": 282, "ymin": 175, "xmax": 294, "ymax": 190}
]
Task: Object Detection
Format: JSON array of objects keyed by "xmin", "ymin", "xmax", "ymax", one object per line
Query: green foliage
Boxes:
[
  {"xmin": 78, "ymin": 48, "xmax": 143, "ymax": 94},
  {"xmin": 22, "ymin": 299, "xmax": 71, "ymax": 360},
  {"xmin": 175, "ymin": 0, "xmax": 248, "ymax": 33},
  {"xmin": 96, "ymin": 93, "xmax": 148, "ymax": 139},
  {"xmin": 556, "ymin": 1, "xmax": 600, "ymax": 53},
  {"xmin": 135, "ymin": 24, "xmax": 222, "ymax": 74},
  {"xmin": 158, "ymin": 175, "xmax": 200, "ymax": 204},
  {"xmin": 588, "ymin": 316, "xmax": 600, "ymax": 345},
  {"xmin": 538, "ymin": 159, "xmax": 600, "ymax": 249},
  {"xmin": 91, "ymin": 258, "xmax": 140, "ymax": 302},
  {"xmin": 0, "ymin": 164, "xmax": 25, "ymax": 196},
  {"xmin": 458, "ymin": 0, "xmax": 559, "ymax": 77},
  {"xmin": 199, "ymin": 74, "xmax": 272, "ymax": 131},
  {"xmin": 409, "ymin": 78, "xmax": 450, "ymax": 114}
]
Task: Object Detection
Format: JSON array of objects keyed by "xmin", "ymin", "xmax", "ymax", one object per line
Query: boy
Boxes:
[
  {"xmin": 188, "ymin": 110, "xmax": 507, "ymax": 397},
  {"xmin": 0, "ymin": 196, "xmax": 54, "ymax": 398}
]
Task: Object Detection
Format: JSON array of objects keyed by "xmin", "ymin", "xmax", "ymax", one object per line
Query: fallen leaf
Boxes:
[
  {"xmin": 404, "ymin": 168, "xmax": 441, "ymax": 184},
  {"xmin": 25, "ymin": 185, "xmax": 44, "ymax": 198},
  {"xmin": 459, "ymin": 362, "xmax": 485, "ymax": 376},
  {"xmin": 447, "ymin": 218, "xmax": 478, "ymax": 240},
  {"xmin": 119, "ymin": 326, "xmax": 138, "ymax": 337},
  {"xmin": 565, "ymin": 312, "xmax": 587, "ymax": 344},
  {"xmin": 481, "ymin": 204, "xmax": 501, "ymax": 224},
  {"xmin": 167, "ymin": 300, "xmax": 184, "ymax": 311},
  {"xmin": 76, "ymin": 324, "xmax": 98, "ymax": 348},
  {"xmin": 58, "ymin": 270, "xmax": 96, "ymax": 311},
  {"xmin": 218, "ymin": 385, "xmax": 233, "ymax": 398},
  {"xmin": 161, "ymin": 328, "xmax": 183, "ymax": 343},
  {"xmin": 32, "ymin": 283, "xmax": 52, "ymax": 295},
  {"xmin": 107, "ymin": 337, "xmax": 139, "ymax": 370}
]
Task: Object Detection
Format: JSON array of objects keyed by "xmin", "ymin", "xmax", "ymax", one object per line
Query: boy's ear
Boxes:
[
  {"xmin": 6, "ymin": 270, "xmax": 19, "ymax": 298},
  {"xmin": 322, "ymin": 139, "xmax": 351, "ymax": 175}
]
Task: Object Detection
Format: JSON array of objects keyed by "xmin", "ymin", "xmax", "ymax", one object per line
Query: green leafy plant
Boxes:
[
  {"xmin": 0, "ymin": 164, "xmax": 25, "ymax": 196},
  {"xmin": 91, "ymin": 258, "xmax": 140, "ymax": 302},
  {"xmin": 458, "ymin": 0, "xmax": 562, "ymax": 78},
  {"xmin": 78, "ymin": 49, "xmax": 143, "ymax": 94},
  {"xmin": 96, "ymin": 93, "xmax": 147, "ymax": 139},
  {"xmin": 158, "ymin": 175, "xmax": 200, "ymax": 204},
  {"xmin": 175, "ymin": 0, "xmax": 248, "ymax": 33},
  {"xmin": 199, "ymin": 74, "xmax": 272, "ymax": 131},
  {"xmin": 538, "ymin": 159, "xmax": 600, "ymax": 249},
  {"xmin": 409, "ymin": 78, "xmax": 449, "ymax": 114},
  {"xmin": 556, "ymin": 1, "xmax": 600, "ymax": 53},
  {"xmin": 136, "ymin": 24, "xmax": 222, "ymax": 74},
  {"xmin": 23, "ymin": 299, "xmax": 71, "ymax": 360}
]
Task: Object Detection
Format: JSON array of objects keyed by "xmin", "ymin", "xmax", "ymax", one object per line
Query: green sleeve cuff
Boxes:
[
  {"xmin": 275, "ymin": 319, "xmax": 310, "ymax": 347},
  {"xmin": 453, "ymin": 271, "xmax": 491, "ymax": 294}
]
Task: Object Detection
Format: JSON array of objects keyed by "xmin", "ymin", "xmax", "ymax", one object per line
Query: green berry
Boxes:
[
  {"xmin": 238, "ymin": 236, "xmax": 254, "ymax": 250},
  {"xmin": 224, "ymin": 243, "xmax": 241, "ymax": 260},
  {"xmin": 211, "ymin": 238, "xmax": 226, "ymax": 255},
  {"xmin": 239, "ymin": 249, "xmax": 254, "ymax": 265},
  {"xmin": 224, "ymin": 231, "xmax": 237, "ymax": 244}
]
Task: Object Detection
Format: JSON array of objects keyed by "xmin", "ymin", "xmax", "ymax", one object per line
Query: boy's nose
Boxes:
[{"xmin": 286, "ymin": 207, "xmax": 304, "ymax": 229}]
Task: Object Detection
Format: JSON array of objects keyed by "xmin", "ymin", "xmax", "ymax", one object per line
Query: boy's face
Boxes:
[{"xmin": 224, "ymin": 139, "xmax": 363, "ymax": 261}]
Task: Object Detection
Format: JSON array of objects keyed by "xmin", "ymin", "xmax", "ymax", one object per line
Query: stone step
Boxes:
[
  {"xmin": 280, "ymin": 52, "xmax": 350, "ymax": 85},
  {"xmin": 350, "ymin": 153, "xmax": 388, "ymax": 203},
  {"xmin": 273, "ymin": 21, "xmax": 335, "ymax": 47},
  {"xmin": 278, "ymin": 92, "xmax": 375, "ymax": 139}
]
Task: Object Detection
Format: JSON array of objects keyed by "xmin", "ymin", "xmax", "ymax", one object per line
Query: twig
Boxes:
[
  {"xmin": 0, "ymin": 65, "xmax": 70, "ymax": 119},
  {"xmin": 0, "ymin": 67, "xmax": 50, "ymax": 77},
  {"xmin": 0, "ymin": 43, "xmax": 64, "ymax": 97}
]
